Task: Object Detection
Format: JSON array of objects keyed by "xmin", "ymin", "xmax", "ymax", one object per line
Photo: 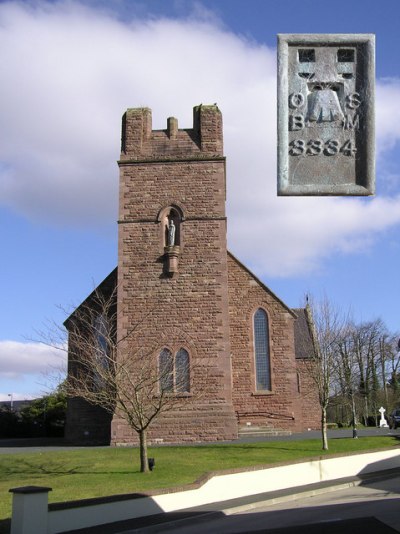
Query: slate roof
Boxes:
[{"xmin": 292, "ymin": 307, "xmax": 316, "ymax": 360}]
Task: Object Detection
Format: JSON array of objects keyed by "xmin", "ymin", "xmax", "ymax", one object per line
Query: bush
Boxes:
[
  {"xmin": 0, "ymin": 391, "xmax": 67, "ymax": 439},
  {"xmin": 20, "ymin": 392, "xmax": 66, "ymax": 437}
]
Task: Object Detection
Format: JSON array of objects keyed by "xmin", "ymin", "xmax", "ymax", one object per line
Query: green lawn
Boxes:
[{"xmin": 1, "ymin": 436, "xmax": 399, "ymax": 527}]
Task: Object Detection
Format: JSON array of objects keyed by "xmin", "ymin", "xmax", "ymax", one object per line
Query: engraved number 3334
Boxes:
[{"xmin": 289, "ymin": 139, "xmax": 357, "ymax": 157}]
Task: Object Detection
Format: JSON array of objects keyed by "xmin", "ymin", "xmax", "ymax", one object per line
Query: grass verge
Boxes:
[{"xmin": 1, "ymin": 436, "xmax": 399, "ymax": 526}]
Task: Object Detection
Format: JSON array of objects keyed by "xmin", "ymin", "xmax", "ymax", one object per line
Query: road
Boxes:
[{"xmin": 145, "ymin": 475, "xmax": 400, "ymax": 534}]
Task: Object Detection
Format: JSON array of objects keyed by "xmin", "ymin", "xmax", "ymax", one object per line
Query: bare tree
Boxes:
[
  {"xmin": 302, "ymin": 296, "xmax": 398, "ymax": 441},
  {"xmin": 350, "ymin": 319, "xmax": 385, "ymax": 425},
  {"xmin": 304, "ymin": 296, "xmax": 348, "ymax": 450},
  {"xmin": 335, "ymin": 324, "xmax": 361, "ymax": 437},
  {"xmin": 383, "ymin": 335, "xmax": 400, "ymax": 412},
  {"xmin": 44, "ymin": 281, "xmax": 202, "ymax": 473},
  {"xmin": 327, "ymin": 320, "xmax": 397, "ymax": 428}
]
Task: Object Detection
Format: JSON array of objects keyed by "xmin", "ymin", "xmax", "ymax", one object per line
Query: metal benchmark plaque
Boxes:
[{"xmin": 277, "ymin": 34, "xmax": 375, "ymax": 196}]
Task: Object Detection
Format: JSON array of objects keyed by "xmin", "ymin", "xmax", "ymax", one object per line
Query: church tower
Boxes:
[{"xmin": 112, "ymin": 105, "xmax": 238, "ymax": 444}]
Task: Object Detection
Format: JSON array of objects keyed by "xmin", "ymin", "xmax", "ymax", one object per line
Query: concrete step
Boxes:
[{"xmin": 238, "ymin": 426, "xmax": 292, "ymax": 437}]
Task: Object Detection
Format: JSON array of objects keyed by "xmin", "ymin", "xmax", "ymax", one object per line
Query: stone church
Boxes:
[{"xmin": 65, "ymin": 104, "xmax": 320, "ymax": 445}]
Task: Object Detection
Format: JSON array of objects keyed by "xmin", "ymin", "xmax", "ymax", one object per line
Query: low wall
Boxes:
[{"xmin": 11, "ymin": 447, "xmax": 400, "ymax": 534}]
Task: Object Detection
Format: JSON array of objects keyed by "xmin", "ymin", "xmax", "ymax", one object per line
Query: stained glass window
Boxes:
[{"xmin": 254, "ymin": 309, "xmax": 271, "ymax": 390}]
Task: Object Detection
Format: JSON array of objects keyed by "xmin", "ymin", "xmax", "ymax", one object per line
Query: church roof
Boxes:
[{"xmin": 292, "ymin": 307, "xmax": 316, "ymax": 359}]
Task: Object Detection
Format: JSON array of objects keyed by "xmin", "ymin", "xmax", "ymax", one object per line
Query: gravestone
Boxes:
[{"xmin": 277, "ymin": 34, "xmax": 375, "ymax": 196}]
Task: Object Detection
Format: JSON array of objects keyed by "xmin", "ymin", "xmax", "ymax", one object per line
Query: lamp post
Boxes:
[{"xmin": 8, "ymin": 393, "xmax": 13, "ymax": 411}]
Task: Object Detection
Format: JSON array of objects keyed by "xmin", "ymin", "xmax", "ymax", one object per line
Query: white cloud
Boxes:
[
  {"xmin": 376, "ymin": 79, "xmax": 400, "ymax": 156},
  {"xmin": 0, "ymin": 1, "xmax": 400, "ymax": 276},
  {"xmin": 0, "ymin": 340, "xmax": 66, "ymax": 380}
]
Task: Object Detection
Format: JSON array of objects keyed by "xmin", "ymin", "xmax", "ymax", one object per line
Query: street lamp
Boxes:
[{"xmin": 8, "ymin": 393, "xmax": 13, "ymax": 411}]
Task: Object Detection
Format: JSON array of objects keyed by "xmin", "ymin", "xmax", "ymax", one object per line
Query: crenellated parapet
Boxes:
[{"xmin": 120, "ymin": 104, "xmax": 223, "ymax": 161}]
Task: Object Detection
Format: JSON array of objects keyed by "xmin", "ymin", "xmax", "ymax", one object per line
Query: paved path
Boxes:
[{"xmin": 128, "ymin": 473, "xmax": 400, "ymax": 534}]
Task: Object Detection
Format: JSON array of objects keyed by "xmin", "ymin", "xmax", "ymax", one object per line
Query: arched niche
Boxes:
[
  {"xmin": 157, "ymin": 204, "xmax": 184, "ymax": 276},
  {"xmin": 157, "ymin": 204, "xmax": 184, "ymax": 248}
]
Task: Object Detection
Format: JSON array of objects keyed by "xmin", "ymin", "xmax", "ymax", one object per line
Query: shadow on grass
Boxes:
[
  {"xmin": 199, "ymin": 443, "xmax": 323, "ymax": 452},
  {"xmin": 197, "ymin": 444, "xmax": 335, "ymax": 456},
  {"xmin": 0, "ymin": 458, "xmax": 82, "ymax": 477},
  {"xmin": 1, "ymin": 458, "xmax": 142, "ymax": 478}
]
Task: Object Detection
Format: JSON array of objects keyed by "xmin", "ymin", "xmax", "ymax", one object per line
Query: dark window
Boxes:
[
  {"xmin": 254, "ymin": 309, "xmax": 271, "ymax": 390},
  {"xmin": 338, "ymin": 49, "xmax": 354, "ymax": 62},
  {"xmin": 298, "ymin": 49, "xmax": 315, "ymax": 62}
]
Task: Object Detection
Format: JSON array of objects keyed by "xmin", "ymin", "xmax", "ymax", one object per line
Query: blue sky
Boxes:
[{"xmin": 1, "ymin": 0, "xmax": 400, "ymax": 400}]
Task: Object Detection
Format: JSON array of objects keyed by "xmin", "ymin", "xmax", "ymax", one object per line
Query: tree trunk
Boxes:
[
  {"xmin": 321, "ymin": 406, "xmax": 328, "ymax": 450},
  {"xmin": 380, "ymin": 338, "xmax": 388, "ymax": 407},
  {"xmin": 139, "ymin": 428, "xmax": 149, "ymax": 473},
  {"xmin": 364, "ymin": 395, "xmax": 368, "ymax": 426},
  {"xmin": 351, "ymin": 391, "xmax": 358, "ymax": 438}
]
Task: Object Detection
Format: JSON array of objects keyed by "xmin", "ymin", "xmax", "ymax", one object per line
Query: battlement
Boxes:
[{"xmin": 120, "ymin": 105, "xmax": 223, "ymax": 161}]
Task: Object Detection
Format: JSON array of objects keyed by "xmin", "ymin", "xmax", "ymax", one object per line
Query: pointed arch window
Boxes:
[
  {"xmin": 159, "ymin": 347, "xmax": 190, "ymax": 393},
  {"xmin": 175, "ymin": 348, "xmax": 190, "ymax": 392},
  {"xmin": 91, "ymin": 314, "xmax": 110, "ymax": 390},
  {"xmin": 159, "ymin": 348, "xmax": 174, "ymax": 392},
  {"xmin": 94, "ymin": 314, "xmax": 109, "ymax": 362},
  {"xmin": 254, "ymin": 308, "xmax": 271, "ymax": 391}
]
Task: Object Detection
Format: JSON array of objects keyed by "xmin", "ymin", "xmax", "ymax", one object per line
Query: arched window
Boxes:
[
  {"xmin": 92, "ymin": 314, "xmax": 110, "ymax": 390},
  {"xmin": 94, "ymin": 314, "xmax": 108, "ymax": 362},
  {"xmin": 159, "ymin": 348, "xmax": 173, "ymax": 392},
  {"xmin": 159, "ymin": 347, "xmax": 190, "ymax": 393},
  {"xmin": 175, "ymin": 348, "xmax": 190, "ymax": 393},
  {"xmin": 254, "ymin": 308, "xmax": 271, "ymax": 391}
]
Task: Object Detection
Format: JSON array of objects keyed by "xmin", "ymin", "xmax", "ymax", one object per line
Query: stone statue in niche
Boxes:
[
  {"xmin": 167, "ymin": 219, "xmax": 176, "ymax": 246},
  {"xmin": 163, "ymin": 212, "xmax": 180, "ymax": 276}
]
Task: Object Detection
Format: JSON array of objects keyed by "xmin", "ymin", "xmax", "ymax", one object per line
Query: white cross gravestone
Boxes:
[{"xmin": 379, "ymin": 406, "xmax": 389, "ymax": 428}]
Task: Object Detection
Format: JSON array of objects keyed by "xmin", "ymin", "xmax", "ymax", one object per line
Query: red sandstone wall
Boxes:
[
  {"xmin": 227, "ymin": 254, "xmax": 304, "ymax": 433},
  {"xmin": 296, "ymin": 358, "xmax": 321, "ymax": 430}
]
